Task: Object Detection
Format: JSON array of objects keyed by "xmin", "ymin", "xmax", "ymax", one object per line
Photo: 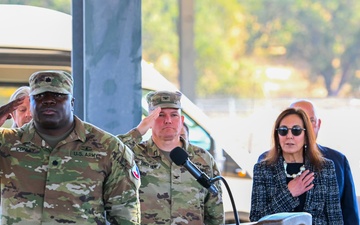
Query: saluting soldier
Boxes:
[{"xmin": 118, "ymin": 91, "xmax": 224, "ymax": 225}]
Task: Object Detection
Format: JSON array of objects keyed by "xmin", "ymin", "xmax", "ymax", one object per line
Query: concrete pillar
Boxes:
[{"xmin": 72, "ymin": 0, "xmax": 142, "ymax": 135}]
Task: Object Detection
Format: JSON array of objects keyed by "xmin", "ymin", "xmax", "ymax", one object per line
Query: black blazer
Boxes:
[
  {"xmin": 317, "ymin": 144, "xmax": 359, "ymax": 225},
  {"xmin": 257, "ymin": 145, "xmax": 359, "ymax": 225},
  {"xmin": 250, "ymin": 156, "xmax": 343, "ymax": 225}
]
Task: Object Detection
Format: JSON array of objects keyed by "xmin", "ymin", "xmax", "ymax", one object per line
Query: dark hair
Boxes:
[
  {"xmin": 265, "ymin": 107, "xmax": 324, "ymax": 170},
  {"xmin": 180, "ymin": 122, "xmax": 189, "ymax": 140},
  {"xmin": 183, "ymin": 122, "xmax": 189, "ymax": 134}
]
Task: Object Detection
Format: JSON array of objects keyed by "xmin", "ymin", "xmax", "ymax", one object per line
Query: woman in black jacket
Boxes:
[{"xmin": 250, "ymin": 108, "xmax": 343, "ymax": 225}]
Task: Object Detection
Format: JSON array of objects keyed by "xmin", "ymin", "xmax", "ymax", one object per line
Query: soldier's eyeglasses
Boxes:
[{"xmin": 276, "ymin": 126, "xmax": 305, "ymax": 136}]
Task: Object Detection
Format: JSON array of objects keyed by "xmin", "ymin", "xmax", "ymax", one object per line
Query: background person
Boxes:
[
  {"xmin": 251, "ymin": 108, "xmax": 343, "ymax": 224},
  {"xmin": 8, "ymin": 86, "xmax": 32, "ymax": 128},
  {"xmin": 118, "ymin": 91, "xmax": 224, "ymax": 225},
  {"xmin": 0, "ymin": 70, "xmax": 140, "ymax": 224},
  {"xmin": 0, "ymin": 86, "xmax": 32, "ymax": 215},
  {"xmin": 180, "ymin": 122, "xmax": 189, "ymax": 141},
  {"xmin": 290, "ymin": 99, "xmax": 359, "ymax": 224}
]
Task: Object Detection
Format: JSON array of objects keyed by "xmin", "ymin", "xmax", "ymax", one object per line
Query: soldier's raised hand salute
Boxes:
[{"xmin": 0, "ymin": 96, "xmax": 25, "ymax": 126}]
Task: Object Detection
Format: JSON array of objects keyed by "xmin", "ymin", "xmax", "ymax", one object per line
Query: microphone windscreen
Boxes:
[{"xmin": 170, "ymin": 147, "xmax": 188, "ymax": 165}]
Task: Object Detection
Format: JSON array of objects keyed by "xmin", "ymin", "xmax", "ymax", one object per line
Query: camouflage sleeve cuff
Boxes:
[{"xmin": 118, "ymin": 128, "xmax": 143, "ymax": 149}]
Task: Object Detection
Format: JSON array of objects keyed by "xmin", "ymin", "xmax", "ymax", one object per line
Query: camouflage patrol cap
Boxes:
[
  {"xmin": 29, "ymin": 70, "xmax": 73, "ymax": 96},
  {"xmin": 146, "ymin": 91, "xmax": 182, "ymax": 111}
]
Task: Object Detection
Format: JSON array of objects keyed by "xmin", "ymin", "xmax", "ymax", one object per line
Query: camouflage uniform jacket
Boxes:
[
  {"xmin": 0, "ymin": 116, "xmax": 141, "ymax": 225},
  {"xmin": 118, "ymin": 129, "xmax": 224, "ymax": 225}
]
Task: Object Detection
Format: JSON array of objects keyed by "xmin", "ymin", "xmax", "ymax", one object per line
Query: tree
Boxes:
[
  {"xmin": 143, "ymin": 0, "xmax": 261, "ymax": 98},
  {"xmin": 12, "ymin": 0, "xmax": 360, "ymax": 98},
  {"xmin": 195, "ymin": 0, "xmax": 262, "ymax": 98},
  {"xmin": 142, "ymin": 1, "xmax": 179, "ymax": 85},
  {"xmin": 243, "ymin": 0, "xmax": 360, "ymax": 97}
]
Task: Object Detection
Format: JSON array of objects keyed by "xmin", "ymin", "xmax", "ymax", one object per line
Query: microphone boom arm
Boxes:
[
  {"xmin": 210, "ymin": 176, "xmax": 241, "ymax": 225},
  {"xmin": 169, "ymin": 147, "xmax": 240, "ymax": 224}
]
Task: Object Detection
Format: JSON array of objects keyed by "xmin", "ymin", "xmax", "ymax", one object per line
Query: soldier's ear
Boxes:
[
  {"xmin": 71, "ymin": 97, "xmax": 75, "ymax": 109},
  {"xmin": 317, "ymin": 118, "xmax": 321, "ymax": 128}
]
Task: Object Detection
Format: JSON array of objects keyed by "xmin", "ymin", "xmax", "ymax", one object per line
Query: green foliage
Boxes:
[
  {"xmin": 142, "ymin": 1, "xmax": 179, "ymax": 84},
  {"xmin": 194, "ymin": 0, "xmax": 260, "ymax": 97},
  {"xmin": 243, "ymin": 0, "xmax": 360, "ymax": 96},
  {"xmin": 5, "ymin": 1, "xmax": 359, "ymax": 97},
  {"xmin": 142, "ymin": 0, "xmax": 360, "ymax": 98},
  {"xmin": 142, "ymin": 0, "xmax": 260, "ymax": 98}
]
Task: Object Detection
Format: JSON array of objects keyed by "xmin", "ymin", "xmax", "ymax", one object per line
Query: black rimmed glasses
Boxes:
[{"xmin": 276, "ymin": 125, "xmax": 306, "ymax": 136}]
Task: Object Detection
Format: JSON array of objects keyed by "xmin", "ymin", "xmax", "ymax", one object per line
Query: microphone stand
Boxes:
[{"xmin": 211, "ymin": 176, "xmax": 240, "ymax": 225}]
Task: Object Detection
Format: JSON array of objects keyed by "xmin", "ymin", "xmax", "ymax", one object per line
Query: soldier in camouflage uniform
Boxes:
[
  {"xmin": 118, "ymin": 91, "xmax": 224, "ymax": 225},
  {"xmin": 0, "ymin": 70, "xmax": 141, "ymax": 225}
]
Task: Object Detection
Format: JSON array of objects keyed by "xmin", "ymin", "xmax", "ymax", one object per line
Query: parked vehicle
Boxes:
[{"xmin": 0, "ymin": 4, "xmax": 253, "ymax": 223}]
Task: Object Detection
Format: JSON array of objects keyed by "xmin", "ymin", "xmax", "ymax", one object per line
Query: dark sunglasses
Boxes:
[{"xmin": 276, "ymin": 125, "xmax": 306, "ymax": 136}]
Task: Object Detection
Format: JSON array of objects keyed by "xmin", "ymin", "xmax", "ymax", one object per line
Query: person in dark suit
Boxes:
[
  {"xmin": 258, "ymin": 99, "xmax": 359, "ymax": 225},
  {"xmin": 251, "ymin": 108, "xmax": 343, "ymax": 224}
]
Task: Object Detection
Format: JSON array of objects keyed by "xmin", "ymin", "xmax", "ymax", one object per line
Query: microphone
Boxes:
[{"xmin": 170, "ymin": 147, "xmax": 218, "ymax": 195}]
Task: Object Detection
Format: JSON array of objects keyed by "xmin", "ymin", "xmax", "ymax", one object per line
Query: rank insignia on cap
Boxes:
[
  {"xmin": 131, "ymin": 164, "xmax": 140, "ymax": 180},
  {"xmin": 146, "ymin": 91, "xmax": 182, "ymax": 111},
  {"xmin": 161, "ymin": 96, "xmax": 170, "ymax": 102},
  {"xmin": 29, "ymin": 70, "xmax": 73, "ymax": 96}
]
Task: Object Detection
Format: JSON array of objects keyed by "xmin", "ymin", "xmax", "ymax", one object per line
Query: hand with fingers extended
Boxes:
[
  {"xmin": 136, "ymin": 107, "xmax": 161, "ymax": 135},
  {"xmin": 288, "ymin": 170, "xmax": 314, "ymax": 197},
  {"xmin": 0, "ymin": 96, "xmax": 26, "ymax": 127}
]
